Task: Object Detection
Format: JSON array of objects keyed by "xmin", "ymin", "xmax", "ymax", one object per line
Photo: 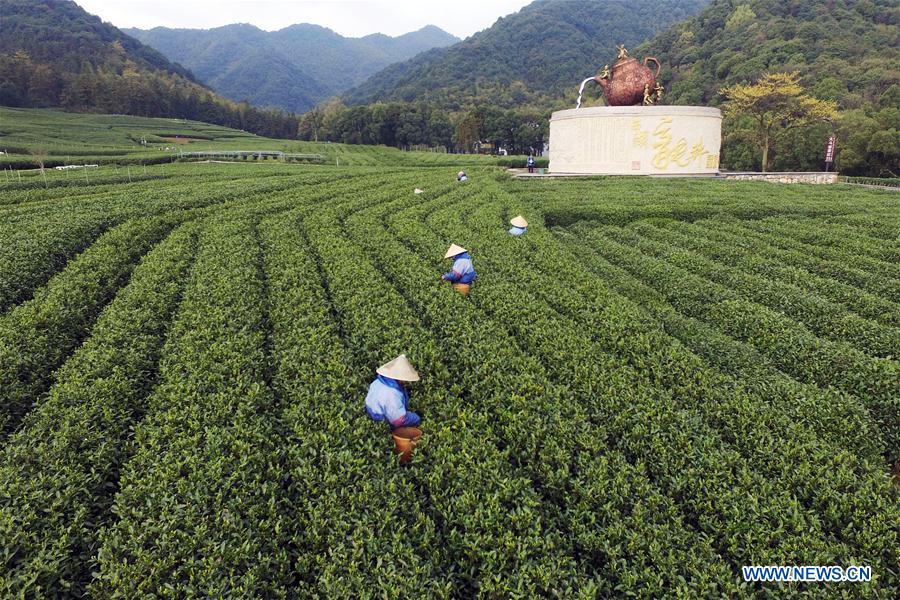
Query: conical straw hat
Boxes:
[
  {"xmin": 377, "ymin": 354, "xmax": 420, "ymax": 382},
  {"xmin": 414, "ymin": 188, "xmax": 424, "ymax": 194},
  {"xmin": 444, "ymin": 244, "xmax": 466, "ymax": 259},
  {"xmin": 510, "ymin": 215, "xmax": 528, "ymax": 228}
]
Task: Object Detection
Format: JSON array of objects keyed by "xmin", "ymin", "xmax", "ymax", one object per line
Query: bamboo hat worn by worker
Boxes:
[
  {"xmin": 510, "ymin": 215, "xmax": 528, "ymax": 228},
  {"xmin": 377, "ymin": 354, "xmax": 420, "ymax": 382},
  {"xmin": 444, "ymin": 244, "xmax": 467, "ymax": 259}
]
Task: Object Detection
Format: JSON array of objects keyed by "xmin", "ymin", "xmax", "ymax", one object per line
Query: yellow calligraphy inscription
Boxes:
[
  {"xmin": 650, "ymin": 118, "xmax": 713, "ymax": 171},
  {"xmin": 652, "ymin": 118, "xmax": 689, "ymax": 170},
  {"xmin": 631, "ymin": 119, "xmax": 649, "ymax": 149},
  {"xmin": 631, "ymin": 117, "xmax": 716, "ymax": 171},
  {"xmin": 690, "ymin": 141, "xmax": 708, "ymax": 163}
]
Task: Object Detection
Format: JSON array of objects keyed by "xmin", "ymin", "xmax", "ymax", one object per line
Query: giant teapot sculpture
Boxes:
[{"xmin": 577, "ymin": 45, "xmax": 662, "ymax": 107}]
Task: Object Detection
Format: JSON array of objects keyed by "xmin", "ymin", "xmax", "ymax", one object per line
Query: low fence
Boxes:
[
  {"xmin": 722, "ymin": 172, "xmax": 839, "ymax": 185},
  {"xmin": 839, "ymin": 176, "xmax": 900, "ymax": 189}
]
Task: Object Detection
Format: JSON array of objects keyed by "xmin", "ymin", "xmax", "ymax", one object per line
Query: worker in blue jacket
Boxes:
[
  {"xmin": 365, "ymin": 354, "xmax": 421, "ymax": 429},
  {"xmin": 509, "ymin": 215, "xmax": 528, "ymax": 236},
  {"xmin": 442, "ymin": 244, "xmax": 476, "ymax": 296}
]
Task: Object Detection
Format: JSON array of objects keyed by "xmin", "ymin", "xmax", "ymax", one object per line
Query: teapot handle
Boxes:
[{"xmin": 643, "ymin": 57, "xmax": 661, "ymax": 78}]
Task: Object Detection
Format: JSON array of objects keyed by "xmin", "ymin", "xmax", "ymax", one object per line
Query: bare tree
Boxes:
[{"xmin": 30, "ymin": 147, "xmax": 48, "ymax": 188}]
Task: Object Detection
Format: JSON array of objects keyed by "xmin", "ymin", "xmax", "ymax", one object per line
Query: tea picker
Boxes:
[
  {"xmin": 365, "ymin": 354, "xmax": 423, "ymax": 464},
  {"xmin": 365, "ymin": 354, "xmax": 421, "ymax": 429},
  {"xmin": 457, "ymin": 170, "xmax": 468, "ymax": 182},
  {"xmin": 509, "ymin": 215, "xmax": 528, "ymax": 236},
  {"xmin": 442, "ymin": 244, "xmax": 476, "ymax": 296}
]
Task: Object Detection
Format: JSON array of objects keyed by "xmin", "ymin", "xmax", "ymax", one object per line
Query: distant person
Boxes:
[
  {"xmin": 527, "ymin": 156, "xmax": 536, "ymax": 173},
  {"xmin": 509, "ymin": 215, "xmax": 528, "ymax": 236},
  {"xmin": 365, "ymin": 354, "xmax": 421, "ymax": 429},
  {"xmin": 457, "ymin": 170, "xmax": 468, "ymax": 182},
  {"xmin": 442, "ymin": 244, "xmax": 476, "ymax": 296}
]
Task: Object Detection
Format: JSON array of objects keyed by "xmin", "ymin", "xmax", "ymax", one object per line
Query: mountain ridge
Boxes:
[{"xmin": 125, "ymin": 23, "xmax": 459, "ymax": 112}]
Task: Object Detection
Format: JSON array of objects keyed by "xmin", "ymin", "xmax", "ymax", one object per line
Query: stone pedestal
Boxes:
[{"xmin": 549, "ymin": 106, "xmax": 722, "ymax": 175}]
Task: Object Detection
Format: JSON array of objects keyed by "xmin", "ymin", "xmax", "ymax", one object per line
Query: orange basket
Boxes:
[
  {"xmin": 452, "ymin": 283, "xmax": 471, "ymax": 297},
  {"xmin": 391, "ymin": 426, "xmax": 423, "ymax": 465}
]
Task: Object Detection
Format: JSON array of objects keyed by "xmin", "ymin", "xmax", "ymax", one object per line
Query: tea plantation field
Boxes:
[
  {"xmin": 1, "ymin": 164, "xmax": 898, "ymax": 598},
  {"xmin": 0, "ymin": 107, "xmax": 517, "ymax": 170}
]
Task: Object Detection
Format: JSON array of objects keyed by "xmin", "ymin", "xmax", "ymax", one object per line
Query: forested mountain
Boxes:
[
  {"xmin": 0, "ymin": 0, "xmax": 298, "ymax": 138},
  {"xmin": 125, "ymin": 24, "xmax": 459, "ymax": 112},
  {"xmin": 640, "ymin": 0, "xmax": 899, "ymax": 174},
  {"xmin": 343, "ymin": 0, "xmax": 710, "ymax": 110}
]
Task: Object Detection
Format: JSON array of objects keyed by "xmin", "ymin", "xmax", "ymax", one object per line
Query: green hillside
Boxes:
[
  {"xmin": 640, "ymin": 0, "xmax": 899, "ymax": 174},
  {"xmin": 0, "ymin": 0, "xmax": 194, "ymax": 81},
  {"xmin": 344, "ymin": 0, "xmax": 709, "ymax": 111},
  {"xmin": 125, "ymin": 24, "xmax": 459, "ymax": 113},
  {"xmin": 0, "ymin": 0, "xmax": 297, "ymax": 138}
]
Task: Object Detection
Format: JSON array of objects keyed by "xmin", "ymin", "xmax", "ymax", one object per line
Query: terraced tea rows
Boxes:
[{"xmin": 1, "ymin": 165, "xmax": 897, "ymax": 597}]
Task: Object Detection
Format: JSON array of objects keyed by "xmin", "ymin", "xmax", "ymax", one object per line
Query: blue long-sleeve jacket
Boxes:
[
  {"xmin": 365, "ymin": 375, "xmax": 421, "ymax": 428},
  {"xmin": 508, "ymin": 226, "xmax": 527, "ymax": 236},
  {"xmin": 442, "ymin": 252, "xmax": 476, "ymax": 284}
]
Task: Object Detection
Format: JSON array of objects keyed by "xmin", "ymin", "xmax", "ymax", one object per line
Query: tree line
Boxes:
[{"xmin": 298, "ymin": 100, "xmax": 549, "ymax": 155}]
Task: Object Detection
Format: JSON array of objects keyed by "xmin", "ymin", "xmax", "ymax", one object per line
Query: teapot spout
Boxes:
[
  {"xmin": 576, "ymin": 77, "xmax": 597, "ymax": 109},
  {"xmin": 593, "ymin": 76, "xmax": 609, "ymax": 91}
]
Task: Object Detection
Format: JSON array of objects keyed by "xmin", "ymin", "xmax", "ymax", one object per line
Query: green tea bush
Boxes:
[{"xmin": 0, "ymin": 166, "xmax": 897, "ymax": 597}]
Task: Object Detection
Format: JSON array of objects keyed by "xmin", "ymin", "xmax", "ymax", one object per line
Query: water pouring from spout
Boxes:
[{"xmin": 576, "ymin": 77, "xmax": 596, "ymax": 109}]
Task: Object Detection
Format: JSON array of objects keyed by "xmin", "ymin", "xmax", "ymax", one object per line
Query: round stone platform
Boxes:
[{"xmin": 549, "ymin": 106, "xmax": 722, "ymax": 175}]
